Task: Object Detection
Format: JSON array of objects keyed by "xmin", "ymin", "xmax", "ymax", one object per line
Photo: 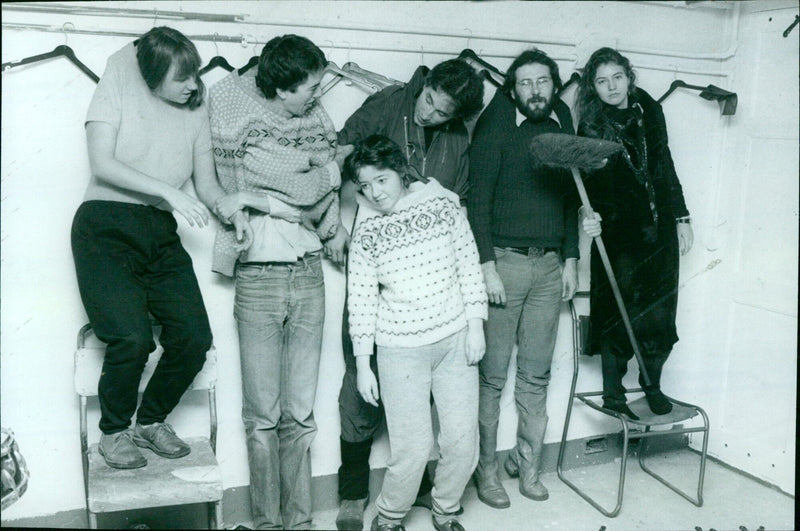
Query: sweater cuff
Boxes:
[
  {"xmin": 325, "ymin": 160, "xmax": 342, "ymax": 189},
  {"xmin": 352, "ymin": 339, "xmax": 375, "ymax": 357},
  {"xmin": 465, "ymin": 304, "xmax": 488, "ymax": 322}
]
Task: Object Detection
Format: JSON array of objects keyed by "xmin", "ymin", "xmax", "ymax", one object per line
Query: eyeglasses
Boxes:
[{"xmin": 516, "ymin": 77, "xmax": 553, "ymax": 90}]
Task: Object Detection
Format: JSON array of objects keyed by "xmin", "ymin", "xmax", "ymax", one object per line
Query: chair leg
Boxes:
[
  {"xmin": 208, "ymin": 499, "xmax": 223, "ymax": 529},
  {"xmin": 638, "ymin": 410, "xmax": 709, "ymax": 507},
  {"xmin": 558, "ymin": 417, "xmax": 630, "ymax": 518}
]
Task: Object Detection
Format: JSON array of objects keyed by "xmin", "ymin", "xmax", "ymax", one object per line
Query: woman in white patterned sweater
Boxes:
[{"xmin": 346, "ymin": 136, "xmax": 487, "ymax": 531}]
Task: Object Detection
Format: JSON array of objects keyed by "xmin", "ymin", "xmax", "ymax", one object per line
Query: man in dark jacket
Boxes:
[
  {"xmin": 335, "ymin": 58, "xmax": 484, "ymax": 531},
  {"xmin": 468, "ymin": 49, "xmax": 579, "ymax": 510}
]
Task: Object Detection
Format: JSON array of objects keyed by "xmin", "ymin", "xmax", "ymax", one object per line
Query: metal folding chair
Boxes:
[
  {"xmin": 557, "ymin": 293, "xmax": 709, "ymax": 517},
  {"xmin": 75, "ymin": 323, "xmax": 223, "ymax": 529}
]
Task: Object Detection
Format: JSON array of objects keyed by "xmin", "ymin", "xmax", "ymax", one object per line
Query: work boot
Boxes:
[
  {"xmin": 432, "ymin": 516, "xmax": 466, "ymax": 531},
  {"xmin": 473, "ymin": 461, "xmax": 510, "ymax": 509},
  {"xmin": 517, "ymin": 417, "xmax": 549, "ymax": 501},
  {"xmin": 132, "ymin": 422, "xmax": 190, "ymax": 458},
  {"xmin": 517, "ymin": 448, "xmax": 548, "ymax": 501},
  {"xmin": 336, "ymin": 497, "xmax": 368, "ymax": 531},
  {"xmin": 99, "ymin": 430, "xmax": 147, "ymax": 469}
]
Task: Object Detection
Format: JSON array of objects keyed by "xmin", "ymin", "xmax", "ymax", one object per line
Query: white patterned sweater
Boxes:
[{"xmin": 348, "ymin": 179, "xmax": 488, "ymax": 354}]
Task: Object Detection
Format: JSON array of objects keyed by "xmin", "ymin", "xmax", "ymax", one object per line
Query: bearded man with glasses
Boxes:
[{"xmin": 467, "ymin": 48, "xmax": 580, "ymax": 509}]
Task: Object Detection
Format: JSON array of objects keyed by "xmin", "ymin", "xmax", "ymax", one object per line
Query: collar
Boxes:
[{"xmin": 515, "ymin": 107, "xmax": 561, "ymax": 128}]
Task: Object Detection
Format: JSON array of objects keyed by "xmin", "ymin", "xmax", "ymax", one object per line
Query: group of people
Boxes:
[{"xmin": 71, "ymin": 26, "xmax": 693, "ymax": 531}]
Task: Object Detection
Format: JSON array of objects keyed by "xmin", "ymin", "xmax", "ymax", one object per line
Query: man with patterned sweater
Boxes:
[
  {"xmin": 335, "ymin": 59, "xmax": 484, "ymax": 530},
  {"xmin": 468, "ymin": 49, "xmax": 579, "ymax": 509}
]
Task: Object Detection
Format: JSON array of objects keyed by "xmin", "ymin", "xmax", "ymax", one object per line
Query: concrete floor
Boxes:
[{"xmin": 289, "ymin": 450, "xmax": 794, "ymax": 531}]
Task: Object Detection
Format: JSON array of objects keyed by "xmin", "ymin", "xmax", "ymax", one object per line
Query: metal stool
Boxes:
[
  {"xmin": 557, "ymin": 294, "xmax": 709, "ymax": 517},
  {"xmin": 75, "ymin": 323, "xmax": 223, "ymax": 529}
]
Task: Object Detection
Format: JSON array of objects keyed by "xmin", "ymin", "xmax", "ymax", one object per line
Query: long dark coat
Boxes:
[{"xmin": 578, "ymin": 87, "xmax": 690, "ymax": 359}]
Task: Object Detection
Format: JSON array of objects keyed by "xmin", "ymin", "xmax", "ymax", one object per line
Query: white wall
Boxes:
[{"xmin": 1, "ymin": 0, "xmax": 795, "ymax": 521}]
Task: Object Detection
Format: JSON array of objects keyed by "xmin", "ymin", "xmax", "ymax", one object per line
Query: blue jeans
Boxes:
[
  {"xmin": 478, "ymin": 248, "xmax": 562, "ymax": 469},
  {"xmin": 234, "ymin": 255, "xmax": 325, "ymax": 530}
]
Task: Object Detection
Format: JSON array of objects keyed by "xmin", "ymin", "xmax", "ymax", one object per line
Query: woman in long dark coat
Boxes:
[{"xmin": 576, "ymin": 47, "xmax": 693, "ymax": 420}]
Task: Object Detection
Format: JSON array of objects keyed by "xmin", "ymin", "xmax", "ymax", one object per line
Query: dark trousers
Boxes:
[
  {"xmin": 338, "ymin": 296, "xmax": 432, "ymax": 501},
  {"xmin": 600, "ymin": 341, "xmax": 669, "ymax": 406},
  {"xmin": 71, "ymin": 201, "xmax": 212, "ymax": 434}
]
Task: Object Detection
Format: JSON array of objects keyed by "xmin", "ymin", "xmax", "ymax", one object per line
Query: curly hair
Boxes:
[
  {"xmin": 575, "ymin": 47, "xmax": 637, "ymax": 137},
  {"xmin": 255, "ymin": 34, "xmax": 326, "ymax": 99},
  {"xmin": 501, "ymin": 48, "xmax": 563, "ymax": 96},
  {"xmin": 344, "ymin": 135, "xmax": 419, "ymax": 187},
  {"xmin": 426, "ymin": 59, "xmax": 485, "ymax": 122},
  {"xmin": 135, "ymin": 26, "xmax": 204, "ymax": 109}
]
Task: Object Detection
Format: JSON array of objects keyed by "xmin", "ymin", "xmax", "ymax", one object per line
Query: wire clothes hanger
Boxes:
[
  {"xmin": 2, "ymin": 44, "xmax": 99, "ymax": 83},
  {"xmin": 324, "ymin": 61, "xmax": 387, "ymax": 93},
  {"xmin": 657, "ymin": 80, "xmax": 738, "ymax": 115},
  {"xmin": 459, "ymin": 49, "xmax": 505, "ymax": 88},
  {"xmin": 342, "ymin": 62, "xmax": 402, "ymax": 90}
]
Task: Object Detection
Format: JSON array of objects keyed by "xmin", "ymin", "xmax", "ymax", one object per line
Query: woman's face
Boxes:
[
  {"xmin": 278, "ymin": 69, "xmax": 324, "ymax": 117},
  {"xmin": 593, "ymin": 62, "xmax": 630, "ymax": 109},
  {"xmin": 356, "ymin": 165, "xmax": 408, "ymax": 214},
  {"xmin": 154, "ymin": 61, "xmax": 198, "ymax": 105}
]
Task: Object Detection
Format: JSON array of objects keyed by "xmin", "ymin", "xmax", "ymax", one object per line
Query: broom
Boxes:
[{"xmin": 530, "ymin": 132, "xmax": 651, "ymax": 386}]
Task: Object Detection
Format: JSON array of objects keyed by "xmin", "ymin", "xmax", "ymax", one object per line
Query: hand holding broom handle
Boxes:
[{"xmin": 530, "ymin": 133, "xmax": 651, "ymax": 386}]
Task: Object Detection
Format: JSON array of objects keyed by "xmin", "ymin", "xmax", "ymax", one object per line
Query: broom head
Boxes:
[{"xmin": 530, "ymin": 133, "xmax": 624, "ymax": 171}]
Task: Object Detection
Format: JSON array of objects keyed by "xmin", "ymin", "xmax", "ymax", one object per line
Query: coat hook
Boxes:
[
  {"xmin": 213, "ymin": 32, "xmax": 220, "ymax": 57},
  {"xmin": 62, "ymin": 22, "xmax": 74, "ymax": 45},
  {"xmin": 152, "ymin": 7, "xmax": 158, "ymax": 27},
  {"xmin": 464, "ymin": 28, "xmax": 472, "ymax": 50},
  {"xmin": 342, "ymin": 41, "xmax": 352, "ymax": 63},
  {"xmin": 420, "ymin": 45, "xmax": 425, "ymax": 65}
]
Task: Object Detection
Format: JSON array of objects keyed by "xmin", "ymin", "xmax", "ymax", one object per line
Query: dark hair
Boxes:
[
  {"xmin": 502, "ymin": 48, "xmax": 563, "ymax": 96},
  {"xmin": 135, "ymin": 26, "xmax": 204, "ymax": 109},
  {"xmin": 426, "ymin": 59, "xmax": 485, "ymax": 122},
  {"xmin": 255, "ymin": 35, "xmax": 326, "ymax": 99},
  {"xmin": 575, "ymin": 47, "xmax": 637, "ymax": 136},
  {"xmin": 344, "ymin": 135, "xmax": 416, "ymax": 187}
]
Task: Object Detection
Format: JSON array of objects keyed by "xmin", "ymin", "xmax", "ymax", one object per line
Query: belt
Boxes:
[{"xmin": 507, "ymin": 246, "xmax": 559, "ymax": 257}]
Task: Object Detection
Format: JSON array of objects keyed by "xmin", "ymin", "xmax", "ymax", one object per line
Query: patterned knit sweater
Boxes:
[
  {"xmin": 348, "ymin": 179, "xmax": 488, "ymax": 354},
  {"xmin": 208, "ymin": 70, "xmax": 340, "ymax": 276}
]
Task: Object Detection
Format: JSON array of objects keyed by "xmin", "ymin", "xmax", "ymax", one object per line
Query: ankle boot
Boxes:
[
  {"xmin": 517, "ymin": 416, "xmax": 549, "ymax": 502},
  {"xmin": 475, "ymin": 421, "xmax": 509, "ymax": 509},
  {"xmin": 640, "ymin": 353, "xmax": 672, "ymax": 414},
  {"xmin": 602, "ymin": 349, "xmax": 636, "ymax": 417}
]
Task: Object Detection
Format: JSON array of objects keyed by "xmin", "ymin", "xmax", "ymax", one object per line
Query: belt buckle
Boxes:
[{"xmin": 529, "ymin": 246, "xmax": 545, "ymax": 258}]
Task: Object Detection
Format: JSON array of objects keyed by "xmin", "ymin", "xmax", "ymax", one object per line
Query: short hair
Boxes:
[
  {"xmin": 344, "ymin": 135, "xmax": 415, "ymax": 187},
  {"xmin": 426, "ymin": 59, "xmax": 485, "ymax": 122},
  {"xmin": 575, "ymin": 47, "xmax": 637, "ymax": 129},
  {"xmin": 135, "ymin": 26, "xmax": 204, "ymax": 109},
  {"xmin": 502, "ymin": 48, "xmax": 563, "ymax": 96},
  {"xmin": 255, "ymin": 35, "xmax": 326, "ymax": 99}
]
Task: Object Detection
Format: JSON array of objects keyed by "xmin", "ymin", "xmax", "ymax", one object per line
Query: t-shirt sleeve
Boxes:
[
  {"xmin": 193, "ymin": 103, "xmax": 214, "ymax": 156},
  {"xmin": 85, "ymin": 54, "xmax": 122, "ymax": 129}
]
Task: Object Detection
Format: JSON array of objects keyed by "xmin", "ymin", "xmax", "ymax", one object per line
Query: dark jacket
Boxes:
[
  {"xmin": 468, "ymin": 89, "xmax": 579, "ymax": 263},
  {"xmin": 338, "ymin": 66, "xmax": 470, "ymax": 204}
]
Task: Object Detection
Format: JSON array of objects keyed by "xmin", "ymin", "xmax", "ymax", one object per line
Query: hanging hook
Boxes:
[
  {"xmin": 342, "ymin": 41, "xmax": 352, "ymax": 63},
  {"xmin": 213, "ymin": 32, "xmax": 220, "ymax": 57},
  {"xmin": 671, "ymin": 64, "xmax": 678, "ymax": 81},
  {"xmin": 62, "ymin": 22, "xmax": 74, "ymax": 46},
  {"xmin": 420, "ymin": 45, "xmax": 425, "ymax": 66},
  {"xmin": 464, "ymin": 28, "xmax": 473, "ymax": 50},
  {"xmin": 152, "ymin": 7, "xmax": 159, "ymax": 27}
]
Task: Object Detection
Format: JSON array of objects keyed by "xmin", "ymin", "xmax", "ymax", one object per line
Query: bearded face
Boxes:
[{"xmin": 511, "ymin": 62, "xmax": 555, "ymax": 122}]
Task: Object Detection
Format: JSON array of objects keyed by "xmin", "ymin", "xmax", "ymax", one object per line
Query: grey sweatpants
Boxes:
[{"xmin": 375, "ymin": 327, "xmax": 479, "ymax": 521}]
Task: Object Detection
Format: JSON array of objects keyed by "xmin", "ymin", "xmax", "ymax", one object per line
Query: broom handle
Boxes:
[{"xmin": 569, "ymin": 166, "xmax": 651, "ymax": 387}]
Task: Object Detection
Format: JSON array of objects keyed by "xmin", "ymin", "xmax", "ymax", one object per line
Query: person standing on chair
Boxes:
[
  {"xmin": 334, "ymin": 59, "xmax": 484, "ymax": 531},
  {"xmin": 468, "ymin": 48, "xmax": 579, "ymax": 509},
  {"xmin": 576, "ymin": 47, "xmax": 693, "ymax": 421},
  {"xmin": 71, "ymin": 27, "xmax": 249, "ymax": 470},
  {"xmin": 208, "ymin": 34, "xmax": 350, "ymax": 530}
]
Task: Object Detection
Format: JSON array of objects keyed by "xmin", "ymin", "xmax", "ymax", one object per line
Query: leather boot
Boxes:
[
  {"xmin": 640, "ymin": 352, "xmax": 672, "ymax": 414},
  {"xmin": 517, "ymin": 416, "xmax": 549, "ymax": 501},
  {"xmin": 474, "ymin": 421, "xmax": 509, "ymax": 509}
]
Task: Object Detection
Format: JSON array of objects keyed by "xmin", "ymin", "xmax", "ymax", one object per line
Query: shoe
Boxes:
[
  {"xmin": 504, "ymin": 452, "xmax": 519, "ymax": 478},
  {"xmin": 473, "ymin": 463, "xmax": 510, "ymax": 509},
  {"xmin": 519, "ymin": 478, "xmax": 549, "ymax": 501},
  {"xmin": 602, "ymin": 401, "xmax": 640, "ymax": 421},
  {"xmin": 99, "ymin": 430, "xmax": 147, "ymax": 469},
  {"xmin": 432, "ymin": 517, "xmax": 465, "ymax": 531},
  {"xmin": 132, "ymin": 422, "xmax": 191, "ymax": 458},
  {"xmin": 645, "ymin": 391, "xmax": 673, "ymax": 415},
  {"xmin": 336, "ymin": 497, "xmax": 368, "ymax": 530},
  {"xmin": 369, "ymin": 515, "xmax": 405, "ymax": 531}
]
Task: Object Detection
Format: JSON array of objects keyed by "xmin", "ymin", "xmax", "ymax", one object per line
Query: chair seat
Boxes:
[
  {"xmin": 87, "ymin": 436, "xmax": 222, "ymax": 513},
  {"xmin": 624, "ymin": 396, "xmax": 700, "ymax": 426}
]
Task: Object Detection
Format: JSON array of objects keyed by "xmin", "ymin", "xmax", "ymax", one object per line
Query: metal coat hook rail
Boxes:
[{"xmin": 3, "ymin": 2, "xmax": 245, "ymax": 23}]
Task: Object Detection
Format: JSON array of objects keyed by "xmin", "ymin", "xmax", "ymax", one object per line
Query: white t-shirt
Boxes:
[{"xmin": 83, "ymin": 42, "xmax": 212, "ymax": 207}]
